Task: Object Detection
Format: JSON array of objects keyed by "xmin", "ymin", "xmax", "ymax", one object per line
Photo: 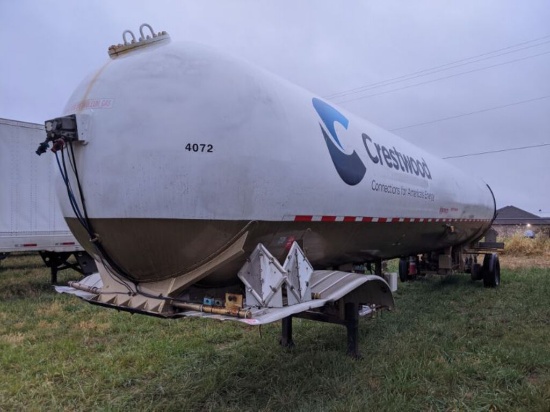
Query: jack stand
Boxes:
[
  {"xmin": 279, "ymin": 304, "xmax": 362, "ymax": 358},
  {"xmin": 345, "ymin": 302, "xmax": 361, "ymax": 359},
  {"xmin": 280, "ymin": 316, "xmax": 295, "ymax": 348}
]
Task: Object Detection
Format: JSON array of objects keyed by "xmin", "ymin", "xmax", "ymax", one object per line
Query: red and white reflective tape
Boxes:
[{"xmin": 291, "ymin": 215, "xmax": 490, "ymax": 223}]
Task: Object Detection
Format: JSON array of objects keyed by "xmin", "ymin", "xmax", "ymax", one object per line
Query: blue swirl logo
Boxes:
[{"xmin": 312, "ymin": 98, "xmax": 366, "ymax": 185}]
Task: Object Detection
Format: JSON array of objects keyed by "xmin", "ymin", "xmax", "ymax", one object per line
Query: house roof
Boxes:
[{"xmin": 494, "ymin": 206, "xmax": 548, "ymax": 225}]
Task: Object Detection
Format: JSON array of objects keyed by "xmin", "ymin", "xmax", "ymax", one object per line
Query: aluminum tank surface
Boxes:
[{"xmin": 57, "ymin": 32, "xmax": 495, "ymax": 283}]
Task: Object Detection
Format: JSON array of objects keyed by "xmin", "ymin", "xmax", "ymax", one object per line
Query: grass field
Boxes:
[{"xmin": 1, "ymin": 253, "xmax": 549, "ymax": 411}]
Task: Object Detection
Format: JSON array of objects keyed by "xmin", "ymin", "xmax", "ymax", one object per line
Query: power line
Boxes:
[
  {"xmin": 334, "ymin": 50, "xmax": 550, "ymax": 104},
  {"xmin": 390, "ymin": 94, "xmax": 550, "ymax": 131},
  {"xmin": 443, "ymin": 143, "xmax": 550, "ymax": 159},
  {"xmin": 327, "ymin": 35, "xmax": 550, "ymax": 99},
  {"xmin": 325, "ymin": 34, "xmax": 550, "ymax": 100},
  {"xmin": 327, "ymin": 39, "xmax": 550, "ymax": 100}
]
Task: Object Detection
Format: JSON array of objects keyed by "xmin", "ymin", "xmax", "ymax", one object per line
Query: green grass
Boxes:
[{"xmin": 1, "ymin": 254, "xmax": 549, "ymax": 411}]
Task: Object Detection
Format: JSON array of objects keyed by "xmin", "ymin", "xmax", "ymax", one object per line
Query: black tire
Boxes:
[
  {"xmin": 398, "ymin": 258, "xmax": 409, "ymax": 282},
  {"xmin": 482, "ymin": 253, "xmax": 500, "ymax": 288},
  {"xmin": 470, "ymin": 263, "xmax": 482, "ymax": 281}
]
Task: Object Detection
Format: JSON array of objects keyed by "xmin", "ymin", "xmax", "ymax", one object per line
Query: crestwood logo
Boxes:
[
  {"xmin": 312, "ymin": 98, "xmax": 366, "ymax": 185},
  {"xmin": 312, "ymin": 98, "xmax": 433, "ymax": 186}
]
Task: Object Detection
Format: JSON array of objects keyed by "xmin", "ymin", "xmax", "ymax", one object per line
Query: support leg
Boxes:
[
  {"xmin": 280, "ymin": 316, "xmax": 295, "ymax": 348},
  {"xmin": 374, "ymin": 258, "xmax": 382, "ymax": 277},
  {"xmin": 345, "ymin": 302, "xmax": 361, "ymax": 359},
  {"xmin": 39, "ymin": 251, "xmax": 71, "ymax": 284},
  {"xmin": 50, "ymin": 265, "xmax": 58, "ymax": 285}
]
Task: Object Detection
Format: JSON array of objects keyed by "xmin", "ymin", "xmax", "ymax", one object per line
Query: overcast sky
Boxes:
[{"xmin": 1, "ymin": 1, "xmax": 549, "ymax": 216}]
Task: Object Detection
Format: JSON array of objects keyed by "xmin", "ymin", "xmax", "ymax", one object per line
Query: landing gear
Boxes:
[
  {"xmin": 279, "ymin": 301, "xmax": 363, "ymax": 359},
  {"xmin": 280, "ymin": 316, "xmax": 295, "ymax": 348},
  {"xmin": 39, "ymin": 251, "xmax": 97, "ymax": 284}
]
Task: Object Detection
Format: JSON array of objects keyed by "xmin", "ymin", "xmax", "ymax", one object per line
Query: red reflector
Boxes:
[
  {"xmin": 61, "ymin": 242, "xmax": 75, "ymax": 245},
  {"xmin": 23, "ymin": 243, "xmax": 37, "ymax": 247}
]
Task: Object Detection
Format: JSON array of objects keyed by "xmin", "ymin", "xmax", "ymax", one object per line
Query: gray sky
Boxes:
[{"xmin": 1, "ymin": 1, "xmax": 549, "ymax": 216}]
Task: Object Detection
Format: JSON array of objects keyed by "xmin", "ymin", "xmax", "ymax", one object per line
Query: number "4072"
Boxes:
[{"xmin": 185, "ymin": 143, "xmax": 213, "ymax": 153}]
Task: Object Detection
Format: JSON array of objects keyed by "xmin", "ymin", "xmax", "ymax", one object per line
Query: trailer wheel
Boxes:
[
  {"xmin": 482, "ymin": 253, "xmax": 500, "ymax": 288},
  {"xmin": 470, "ymin": 263, "xmax": 482, "ymax": 281},
  {"xmin": 398, "ymin": 258, "xmax": 410, "ymax": 282}
]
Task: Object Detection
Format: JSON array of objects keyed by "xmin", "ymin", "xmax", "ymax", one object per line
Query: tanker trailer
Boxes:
[{"xmin": 38, "ymin": 24, "xmax": 501, "ymax": 356}]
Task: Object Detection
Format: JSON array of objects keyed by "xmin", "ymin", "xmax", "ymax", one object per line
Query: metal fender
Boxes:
[{"xmin": 310, "ymin": 270, "xmax": 395, "ymax": 311}]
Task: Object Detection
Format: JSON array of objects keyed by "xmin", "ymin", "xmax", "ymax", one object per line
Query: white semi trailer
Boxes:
[{"xmin": 0, "ymin": 118, "xmax": 96, "ymax": 282}]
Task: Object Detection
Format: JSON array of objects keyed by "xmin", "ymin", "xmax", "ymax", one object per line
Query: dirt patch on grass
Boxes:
[
  {"xmin": 40, "ymin": 301, "xmax": 64, "ymax": 317},
  {"xmin": 37, "ymin": 320, "xmax": 60, "ymax": 330},
  {"xmin": 526, "ymin": 372, "xmax": 540, "ymax": 385},
  {"xmin": 74, "ymin": 320, "xmax": 112, "ymax": 332},
  {"xmin": 2, "ymin": 332, "xmax": 26, "ymax": 346}
]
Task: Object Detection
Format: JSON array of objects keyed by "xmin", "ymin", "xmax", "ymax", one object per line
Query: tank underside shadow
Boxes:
[{"xmin": 65, "ymin": 216, "xmax": 491, "ymax": 285}]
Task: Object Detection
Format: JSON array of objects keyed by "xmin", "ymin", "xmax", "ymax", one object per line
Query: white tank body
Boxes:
[{"xmin": 56, "ymin": 34, "xmax": 495, "ymax": 284}]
